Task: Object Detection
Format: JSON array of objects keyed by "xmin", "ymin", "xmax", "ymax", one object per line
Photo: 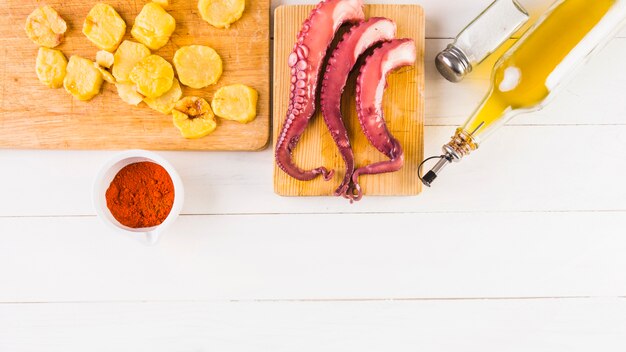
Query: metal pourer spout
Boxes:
[
  {"xmin": 421, "ymin": 145, "xmax": 462, "ymax": 187},
  {"xmin": 421, "ymin": 154, "xmax": 452, "ymax": 187},
  {"xmin": 419, "ymin": 128, "xmax": 479, "ymax": 187}
]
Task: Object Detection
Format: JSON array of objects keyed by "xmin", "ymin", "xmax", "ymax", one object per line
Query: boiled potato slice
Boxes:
[
  {"xmin": 144, "ymin": 78, "xmax": 182, "ymax": 114},
  {"xmin": 25, "ymin": 6, "xmax": 67, "ymax": 48},
  {"xmin": 172, "ymin": 96, "xmax": 217, "ymax": 139},
  {"xmin": 96, "ymin": 50, "xmax": 114, "ymax": 68},
  {"xmin": 63, "ymin": 56, "xmax": 103, "ymax": 101},
  {"xmin": 94, "ymin": 63, "xmax": 116, "ymax": 84},
  {"xmin": 36, "ymin": 47, "xmax": 67, "ymax": 88},
  {"xmin": 116, "ymin": 83, "xmax": 144, "ymax": 106},
  {"xmin": 173, "ymin": 45, "xmax": 222, "ymax": 89},
  {"xmin": 112, "ymin": 40, "xmax": 150, "ymax": 83},
  {"xmin": 129, "ymin": 55, "xmax": 174, "ymax": 98},
  {"xmin": 83, "ymin": 3, "xmax": 126, "ymax": 52},
  {"xmin": 198, "ymin": 0, "xmax": 245, "ymax": 29},
  {"xmin": 131, "ymin": 3, "xmax": 176, "ymax": 50},
  {"xmin": 211, "ymin": 84, "xmax": 258, "ymax": 123}
]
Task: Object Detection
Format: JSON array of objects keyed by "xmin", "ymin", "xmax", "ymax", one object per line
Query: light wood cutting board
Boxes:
[
  {"xmin": 0, "ymin": 0, "xmax": 269, "ymax": 150},
  {"xmin": 273, "ymin": 4, "xmax": 425, "ymax": 197}
]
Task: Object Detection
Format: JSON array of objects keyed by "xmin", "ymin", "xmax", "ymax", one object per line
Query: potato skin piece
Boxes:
[
  {"xmin": 96, "ymin": 50, "xmax": 114, "ymax": 69},
  {"xmin": 36, "ymin": 47, "xmax": 67, "ymax": 88},
  {"xmin": 25, "ymin": 6, "xmax": 67, "ymax": 48},
  {"xmin": 172, "ymin": 97, "xmax": 217, "ymax": 139},
  {"xmin": 144, "ymin": 78, "xmax": 183, "ymax": 114},
  {"xmin": 94, "ymin": 64, "xmax": 116, "ymax": 84},
  {"xmin": 129, "ymin": 55, "xmax": 174, "ymax": 98},
  {"xmin": 112, "ymin": 40, "xmax": 151, "ymax": 83},
  {"xmin": 63, "ymin": 56, "xmax": 103, "ymax": 101},
  {"xmin": 82, "ymin": 3, "xmax": 126, "ymax": 52},
  {"xmin": 131, "ymin": 3, "xmax": 176, "ymax": 50},
  {"xmin": 173, "ymin": 45, "xmax": 223, "ymax": 89},
  {"xmin": 116, "ymin": 83, "xmax": 144, "ymax": 106},
  {"xmin": 198, "ymin": 0, "xmax": 245, "ymax": 29},
  {"xmin": 211, "ymin": 84, "xmax": 258, "ymax": 123}
]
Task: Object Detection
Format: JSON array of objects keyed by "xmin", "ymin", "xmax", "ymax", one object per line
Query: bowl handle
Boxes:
[{"xmin": 139, "ymin": 231, "xmax": 161, "ymax": 246}]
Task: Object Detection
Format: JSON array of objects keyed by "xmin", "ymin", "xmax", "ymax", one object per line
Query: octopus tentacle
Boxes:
[
  {"xmin": 349, "ymin": 139, "xmax": 403, "ymax": 201},
  {"xmin": 351, "ymin": 39, "xmax": 417, "ymax": 200},
  {"xmin": 275, "ymin": 0, "xmax": 365, "ymax": 182},
  {"xmin": 320, "ymin": 17, "xmax": 397, "ymax": 198}
]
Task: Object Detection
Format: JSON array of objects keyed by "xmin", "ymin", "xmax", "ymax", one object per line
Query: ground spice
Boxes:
[{"xmin": 105, "ymin": 161, "xmax": 175, "ymax": 228}]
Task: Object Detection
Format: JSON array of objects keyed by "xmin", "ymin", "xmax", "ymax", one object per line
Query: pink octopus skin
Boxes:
[
  {"xmin": 320, "ymin": 17, "xmax": 397, "ymax": 199},
  {"xmin": 351, "ymin": 39, "xmax": 417, "ymax": 201},
  {"xmin": 275, "ymin": 0, "xmax": 365, "ymax": 182}
]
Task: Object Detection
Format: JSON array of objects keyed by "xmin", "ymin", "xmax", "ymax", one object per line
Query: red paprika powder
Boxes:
[{"xmin": 105, "ymin": 161, "xmax": 175, "ymax": 228}]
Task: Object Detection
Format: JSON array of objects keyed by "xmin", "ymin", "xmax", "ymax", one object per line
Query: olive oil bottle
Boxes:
[{"xmin": 423, "ymin": 0, "xmax": 626, "ymax": 186}]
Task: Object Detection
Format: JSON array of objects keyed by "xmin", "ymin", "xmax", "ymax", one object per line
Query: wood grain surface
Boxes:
[
  {"xmin": 273, "ymin": 4, "xmax": 425, "ymax": 196},
  {"xmin": 0, "ymin": 0, "xmax": 269, "ymax": 150}
]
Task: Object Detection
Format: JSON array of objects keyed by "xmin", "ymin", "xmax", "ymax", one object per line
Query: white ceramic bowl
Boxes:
[{"xmin": 93, "ymin": 150, "xmax": 184, "ymax": 245}]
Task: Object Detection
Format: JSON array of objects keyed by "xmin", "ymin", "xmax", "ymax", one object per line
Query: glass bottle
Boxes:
[
  {"xmin": 436, "ymin": 0, "xmax": 529, "ymax": 83},
  {"xmin": 423, "ymin": 0, "xmax": 626, "ymax": 186}
]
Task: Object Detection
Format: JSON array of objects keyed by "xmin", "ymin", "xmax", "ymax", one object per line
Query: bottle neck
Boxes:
[
  {"xmin": 443, "ymin": 128, "xmax": 478, "ymax": 161},
  {"xmin": 420, "ymin": 91, "xmax": 510, "ymax": 188},
  {"xmin": 458, "ymin": 89, "xmax": 511, "ymax": 151}
]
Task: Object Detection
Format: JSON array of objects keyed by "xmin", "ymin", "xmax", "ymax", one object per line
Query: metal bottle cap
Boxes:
[
  {"xmin": 435, "ymin": 45, "xmax": 472, "ymax": 83},
  {"xmin": 435, "ymin": 0, "xmax": 529, "ymax": 83}
]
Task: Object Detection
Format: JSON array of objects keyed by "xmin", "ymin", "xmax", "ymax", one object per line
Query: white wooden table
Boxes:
[{"xmin": 2, "ymin": 0, "xmax": 626, "ymax": 350}]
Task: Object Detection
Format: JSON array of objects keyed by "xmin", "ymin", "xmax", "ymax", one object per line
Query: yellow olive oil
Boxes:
[
  {"xmin": 422, "ymin": 0, "xmax": 626, "ymax": 187},
  {"xmin": 464, "ymin": 0, "xmax": 618, "ymax": 140}
]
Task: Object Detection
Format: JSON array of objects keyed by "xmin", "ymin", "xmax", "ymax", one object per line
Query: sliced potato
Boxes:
[
  {"xmin": 96, "ymin": 50, "xmax": 114, "ymax": 68},
  {"xmin": 131, "ymin": 3, "xmax": 176, "ymax": 50},
  {"xmin": 36, "ymin": 47, "xmax": 67, "ymax": 88},
  {"xmin": 112, "ymin": 40, "xmax": 151, "ymax": 83},
  {"xmin": 172, "ymin": 96, "xmax": 217, "ymax": 139},
  {"xmin": 144, "ymin": 78, "xmax": 182, "ymax": 114},
  {"xmin": 129, "ymin": 55, "xmax": 174, "ymax": 98},
  {"xmin": 173, "ymin": 45, "xmax": 222, "ymax": 89},
  {"xmin": 82, "ymin": 3, "xmax": 126, "ymax": 52},
  {"xmin": 94, "ymin": 63, "xmax": 116, "ymax": 84},
  {"xmin": 116, "ymin": 83, "xmax": 144, "ymax": 106},
  {"xmin": 198, "ymin": 0, "xmax": 245, "ymax": 29},
  {"xmin": 25, "ymin": 6, "xmax": 67, "ymax": 48},
  {"xmin": 63, "ymin": 56, "xmax": 103, "ymax": 101},
  {"xmin": 211, "ymin": 84, "xmax": 258, "ymax": 123}
]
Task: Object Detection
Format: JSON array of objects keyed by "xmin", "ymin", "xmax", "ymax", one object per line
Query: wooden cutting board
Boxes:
[
  {"xmin": 273, "ymin": 4, "xmax": 425, "ymax": 197},
  {"xmin": 0, "ymin": 0, "xmax": 269, "ymax": 150}
]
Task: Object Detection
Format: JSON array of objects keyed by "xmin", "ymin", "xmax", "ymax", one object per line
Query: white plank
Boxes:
[
  {"xmin": 0, "ymin": 298, "xmax": 625, "ymax": 351},
  {"xmin": 273, "ymin": 0, "xmax": 626, "ymax": 38},
  {"xmin": 1, "ymin": 212, "xmax": 626, "ymax": 301},
  {"xmin": 4, "ymin": 36, "xmax": 626, "ymax": 216},
  {"xmin": 2, "ymin": 123, "xmax": 626, "ymax": 216}
]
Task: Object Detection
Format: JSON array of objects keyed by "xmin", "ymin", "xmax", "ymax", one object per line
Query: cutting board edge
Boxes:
[
  {"xmin": 272, "ymin": 4, "xmax": 426, "ymax": 197},
  {"xmin": 0, "ymin": 0, "xmax": 270, "ymax": 151}
]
